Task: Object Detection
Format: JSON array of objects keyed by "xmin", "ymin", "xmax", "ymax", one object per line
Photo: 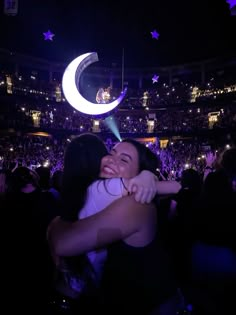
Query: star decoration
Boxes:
[
  {"xmin": 43, "ymin": 30, "xmax": 55, "ymax": 41},
  {"xmin": 152, "ymin": 75, "xmax": 159, "ymax": 84},
  {"xmin": 151, "ymin": 30, "xmax": 159, "ymax": 40},
  {"xmin": 226, "ymin": 0, "xmax": 236, "ymax": 9}
]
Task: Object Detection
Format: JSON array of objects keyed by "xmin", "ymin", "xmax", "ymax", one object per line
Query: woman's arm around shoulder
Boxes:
[{"xmin": 48, "ymin": 195, "xmax": 155, "ymax": 257}]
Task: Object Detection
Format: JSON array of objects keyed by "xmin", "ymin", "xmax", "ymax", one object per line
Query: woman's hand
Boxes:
[
  {"xmin": 125, "ymin": 170, "xmax": 157, "ymax": 204},
  {"xmin": 205, "ymin": 151, "xmax": 216, "ymax": 168}
]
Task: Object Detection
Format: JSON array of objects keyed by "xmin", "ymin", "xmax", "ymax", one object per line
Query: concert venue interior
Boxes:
[{"xmin": 0, "ymin": 1, "xmax": 236, "ymax": 314}]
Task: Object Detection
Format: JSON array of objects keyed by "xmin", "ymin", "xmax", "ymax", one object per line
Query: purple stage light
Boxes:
[
  {"xmin": 226, "ymin": 0, "xmax": 236, "ymax": 9},
  {"xmin": 226, "ymin": 0, "xmax": 236, "ymax": 15}
]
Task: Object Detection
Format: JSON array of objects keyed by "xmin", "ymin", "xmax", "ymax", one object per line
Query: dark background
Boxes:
[{"xmin": 0, "ymin": 0, "xmax": 235, "ymax": 67}]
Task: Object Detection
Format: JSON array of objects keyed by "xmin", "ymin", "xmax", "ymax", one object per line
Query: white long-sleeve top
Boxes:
[{"xmin": 78, "ymin": 178, "xmax": 124, "ymax": 281}]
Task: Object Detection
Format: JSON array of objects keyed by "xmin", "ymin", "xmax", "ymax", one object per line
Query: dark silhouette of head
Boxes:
[
  {"xmin": 35, "ymin": 166, "xmax": 51, "ymax": 191},
  {"xmin": 181, "ymin": 168, "xmax": 202, "ymax": 194},
  {"xmin": 51, "ymin": 170, "xmax": 63, "ymax": 193},
  {"xmin": 221, "ymin": 147, "xmax": 236, "ymax": 180},
  {"xmin": 10, "ymin": 166, "xmax": 39, "ymax": 192},
  {"xmin": 62, "ymin": 133, "xmax": 108, "ymax": 221}
]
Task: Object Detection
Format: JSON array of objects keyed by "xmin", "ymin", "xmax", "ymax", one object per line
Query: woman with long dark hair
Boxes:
[{"xmin": 49, "ymin": 133, "xmax": 180, "ymax": 314}]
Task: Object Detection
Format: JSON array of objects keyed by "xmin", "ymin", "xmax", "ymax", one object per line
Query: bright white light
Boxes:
[
  {"xmin": 62, "ymin": 52, "xmax": 127, "ymax": 115},
  {"xmin": 43, "ymin": 161, "xmax": 50, "ymax": 167}
]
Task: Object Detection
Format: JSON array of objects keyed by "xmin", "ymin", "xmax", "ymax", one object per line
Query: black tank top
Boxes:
[{"xmin": 102, "ymin": 235, "xmax": 177, "ymax": 314}]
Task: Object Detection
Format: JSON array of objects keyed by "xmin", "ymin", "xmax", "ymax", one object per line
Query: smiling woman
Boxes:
[
  {"xmin": 48, "ymin": 134, "xmax": 180, "ymax": 314},
  {"xmin": 100, "ymin": 140, "xmax": 140, "ymax": 179}
]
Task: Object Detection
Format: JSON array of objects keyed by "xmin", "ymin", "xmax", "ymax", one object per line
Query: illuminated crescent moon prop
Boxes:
[{"xmin": 62, "ymin": 52, "xmax": 127, "ymax": 115}]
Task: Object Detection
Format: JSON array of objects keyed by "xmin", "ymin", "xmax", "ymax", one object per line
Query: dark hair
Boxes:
[
  {"xmin": 0, "ymin": 169, "xmax": 11, "ymax": 196},
  {"xmin": 181, "ymin": 168, "xmax": 202, "ymax": 194},
  {"xmin": 61, "ymin": 133, "xmax": 108, "ymax": 221},
  {"xmin": 122, "ymin": 139, "xmax": 160, "ymax": 174},
  {"xmin": 35, "ymin": 166, "xmax": 51, "ymax": 190},
  {"xmin": 10, "ymin": 166, "xmax": 39, "ymax": 192},
  {"xmin": 221, "ymin": 148, "xmax": 236, "ymax": 179},
  {"xmin": 51, "ymin": 170, "xmax": 63, "ymax": 193}
]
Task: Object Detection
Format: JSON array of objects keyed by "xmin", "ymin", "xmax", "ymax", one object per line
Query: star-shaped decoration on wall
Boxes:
[
  {"xmin": 152, "ymin": 75, "xmax": 159, "ymax": 84},
  {"xmin": 226, "ymin": 0, "xmax": 236, "ymax": 15},
  {"xmin": 43, "ymin": 30, "xmax": 55, "ymax": 41},
  {"xmin": 226, "ymin": 0, "xmax": 236, "ymax": 9},
  {"xmin": 151, "ymin": 30, "xmax": 159, "ymax": 40}
]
